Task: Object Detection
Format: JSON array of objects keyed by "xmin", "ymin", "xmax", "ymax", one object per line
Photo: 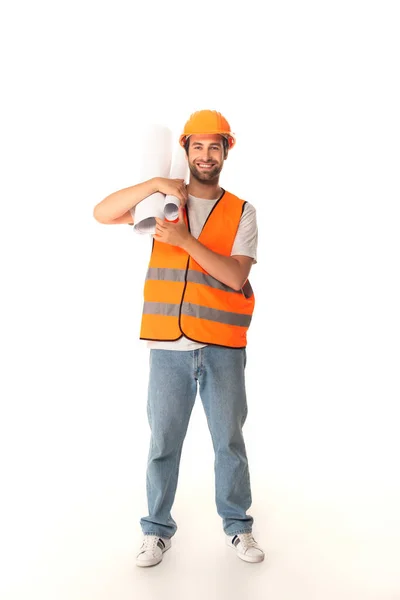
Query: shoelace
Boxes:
[
  {"xmin": 239, "ymin": 532, "xmax": 258, "ymax": 547},
  {"xmin": 141, "ymin": 536, "xmax": 159, "ymax": 552}
]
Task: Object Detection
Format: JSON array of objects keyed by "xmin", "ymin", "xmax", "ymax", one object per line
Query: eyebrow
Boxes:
[{"xmin": 192, "ymin": 141, "xmax": 222, "ymax": 146}]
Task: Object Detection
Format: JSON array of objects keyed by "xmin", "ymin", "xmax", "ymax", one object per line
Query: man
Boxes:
[{"xmin": 93, "ymin": 110, "xmax": 265, "ymax": 567}]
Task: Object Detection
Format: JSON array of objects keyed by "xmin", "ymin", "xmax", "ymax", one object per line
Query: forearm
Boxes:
[
  {"xmin": 182, "ymin": 235, "xmax": 242, "ymax": 291},
  {"xmin": 93, "ymin": 177, "xmax": 159, "ymax": 222}
]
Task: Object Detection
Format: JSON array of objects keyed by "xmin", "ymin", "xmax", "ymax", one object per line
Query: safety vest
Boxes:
[{"xmin": 140, "ymin": 189, "xmax": 255, "ymax": 348}]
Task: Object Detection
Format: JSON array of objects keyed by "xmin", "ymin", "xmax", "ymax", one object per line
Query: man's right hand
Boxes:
[{"xmin": 154, "ymin": 177, "xmax": 188, "ymax": 207}]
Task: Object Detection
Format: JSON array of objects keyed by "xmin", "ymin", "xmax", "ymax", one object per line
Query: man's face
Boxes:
[{"xmin": 187, "ymin": 134, "xmax": 226, "ymax": 183}]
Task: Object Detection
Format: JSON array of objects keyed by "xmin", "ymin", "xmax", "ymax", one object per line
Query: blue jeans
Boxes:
[{"xmin": 140, "ymin": 346, "xmax": 254, "ymax": 538}]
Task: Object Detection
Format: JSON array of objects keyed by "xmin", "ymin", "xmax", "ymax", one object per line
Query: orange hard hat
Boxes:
[{"xmin": 179, "ymin": 109, "xmax": 236, "ymax": 149}]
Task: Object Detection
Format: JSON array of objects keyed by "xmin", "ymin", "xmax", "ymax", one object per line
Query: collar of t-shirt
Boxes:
[{"xmin": 188, "ymin": 194, "xmax": 219, "ymax": 202}]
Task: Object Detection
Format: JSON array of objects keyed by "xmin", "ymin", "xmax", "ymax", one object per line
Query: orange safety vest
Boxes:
[{"xmin": 140, "ymin": 189, "xmax": 255, "ymax": 348}]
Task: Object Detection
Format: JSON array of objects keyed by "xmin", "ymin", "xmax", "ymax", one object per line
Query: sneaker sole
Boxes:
[{"xmin": 234, "ymin": 550, "xmax": 265, "ymax": 563}]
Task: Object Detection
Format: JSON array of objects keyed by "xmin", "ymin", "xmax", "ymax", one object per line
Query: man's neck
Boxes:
[{"xmin": 187, "ymin": 180, "xmax": 223, "ymax": 199}]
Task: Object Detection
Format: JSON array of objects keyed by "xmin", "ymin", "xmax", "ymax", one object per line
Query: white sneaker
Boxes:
[
  {"xmin": 226, "ymin": 532, "xmax": 265, "ymax": 563},
  {"xmin": 136, "ymin": 535, "xmax": 172, "ymax": 567}
]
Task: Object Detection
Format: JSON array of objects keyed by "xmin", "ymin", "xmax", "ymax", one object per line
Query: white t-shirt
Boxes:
[{"xmin": 136, "ymin": 193, "xmax": 258, "ymax": 351}]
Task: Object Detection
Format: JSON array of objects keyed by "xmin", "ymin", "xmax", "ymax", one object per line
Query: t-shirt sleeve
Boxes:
[
  {"xmin": 128, "ymin": 206, "xmax": 135, "ymax": 224},
  {"xmin": 231, "ymin": 202, "xmax": 258, "ymax": 264}
]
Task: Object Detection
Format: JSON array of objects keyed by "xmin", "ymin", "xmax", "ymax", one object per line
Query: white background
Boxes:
[{"xmin": 1, "ymin": 1, "xmax": 399, "ymax": 599}]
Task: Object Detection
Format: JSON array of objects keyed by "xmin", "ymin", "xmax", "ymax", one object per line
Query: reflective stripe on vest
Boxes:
[
  {"xmin": 146, "ymin": 267, "xmax": 254, "ymax": 299},
  {"xmin": 143, "ymin": 301, "xmax": 252, "ymax": 327}
]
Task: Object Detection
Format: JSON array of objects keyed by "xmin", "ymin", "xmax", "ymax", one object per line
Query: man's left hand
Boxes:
[{"xmin": 153, "ymin": 206, "xmax": 191, "ymax": 248}]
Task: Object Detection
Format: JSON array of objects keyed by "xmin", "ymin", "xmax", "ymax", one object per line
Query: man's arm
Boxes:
[
  {"xmin": 153, "ymin": 203, "xmax": 257, "ymax": 291},
  {"xmin": 93, "ymin": 178, "xmax": 158, "ymax": 223},
  {"xmin": 98, "ymin": 211, "xmax": 134, "ymax": 225},
  {"xmin": 93, "ymin": 177, "xmax": 188, "ymax": 224},
  {"xmin": 181, "ymin": 202, "xmax": 257, "ymax": 291},
  {"xmin": 182, "ymin": 236, "xmax": 253, "ymax": 291}
]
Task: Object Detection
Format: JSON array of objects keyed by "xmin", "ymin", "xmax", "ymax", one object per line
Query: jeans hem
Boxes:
[
  {"xmin": 226, "ymin": 529, "xmax": 252, "ymax": 536},
  {"xmin": 142, "ymin": 532, "xmax": 172, "ymax": 538}
]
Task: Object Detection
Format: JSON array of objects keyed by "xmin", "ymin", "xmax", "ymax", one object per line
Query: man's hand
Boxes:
[
  {"xmin": 154, "ymin": 177, "xmax": 188, "ymax": 207},
  {"xmin": 153, "ymin": 206, "xmax": 191, "ymax": 247}
]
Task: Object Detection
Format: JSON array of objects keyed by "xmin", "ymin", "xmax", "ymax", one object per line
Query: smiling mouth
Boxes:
[{"xmin": 196, "ymin": 163, "xmax": 215, "ymax": 169}]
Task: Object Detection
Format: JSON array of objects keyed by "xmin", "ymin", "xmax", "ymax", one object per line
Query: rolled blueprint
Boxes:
[
  {"xmin": 132, "ymin": 125, "xmax": 172, "ymax": 234},
  {"xmin": 163, "ymin": 143, "xmax": 189, "ymax": 221}
]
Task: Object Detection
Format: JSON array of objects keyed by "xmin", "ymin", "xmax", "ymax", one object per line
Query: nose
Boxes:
[{"xmin": 200, "ymin": 148, "xmax": 213, "ymax": 162}]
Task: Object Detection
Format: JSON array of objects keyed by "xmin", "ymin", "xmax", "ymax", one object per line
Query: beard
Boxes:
[{"xmin": 189, "ymin": 161, "xmax": 222, "ymax": 183}]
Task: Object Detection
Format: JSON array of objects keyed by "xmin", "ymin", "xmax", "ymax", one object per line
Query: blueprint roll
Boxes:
[
  {"xmin": 133, "ymin": 124, "xmax": 173, "ymax": 234},
  {"xmin": 164, "ymin": 143, "xmax": 189, "ymax": 221}
]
